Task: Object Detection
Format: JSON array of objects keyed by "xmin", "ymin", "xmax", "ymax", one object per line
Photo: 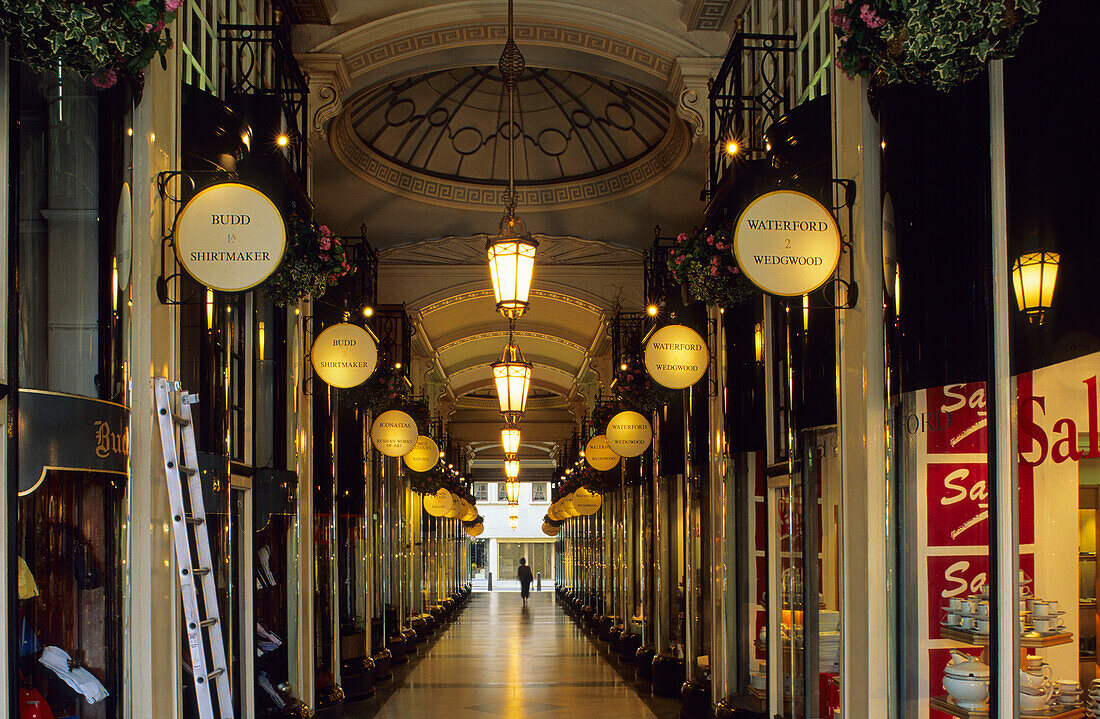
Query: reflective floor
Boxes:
[{"xmin": 362, "ymin": 592, "xmax": 658, "ymax": 719}]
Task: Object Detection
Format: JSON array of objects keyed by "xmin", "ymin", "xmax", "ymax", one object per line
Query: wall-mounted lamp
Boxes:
[{"xmin": 1012, "ymin": 251, "xmax": 1060, "ymax": 325}]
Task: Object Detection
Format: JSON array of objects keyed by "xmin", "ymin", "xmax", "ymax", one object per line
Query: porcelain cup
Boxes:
[
  {"xmin": 1031, "ymin": 600, "xmax": 1052, "ymax": 618},
  {"xmin": 1034, "ymin": 616, "xmax": 1065, "ymax": 633},
  {"xmin": 974, "ymin": 618, "xmax": 989, "ymax": 635},
  {"xmin": 1024, "ymin": 655, "xmax": 1043, "ymax": 670},
  {"xmin": 1057, "ymin": 679, "xmax": 1080, "ymax": 695},
  {"xmin": 977, "ymin": 601, "xmax": 990, "ymax": 617},
  {"xmin": 963, "ymin": 598, "xmax": 979, "ymax": 614},
  {"xmin": 950, "ymin": 597, "xmax": 964, "ymax": 611},
  {"xmin": 945, "ymin": 612, "xmax": 961, "ymax": 627},
  {"xmin": 959, "ymin": 616, "xmax": 975, "ymax": 631}
]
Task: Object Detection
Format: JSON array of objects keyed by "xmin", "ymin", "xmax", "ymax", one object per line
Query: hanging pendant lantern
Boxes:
[
  {"xmin": 492, "ymin": 340, "xmax": 532, "ymax": 421},
  {"xmin": 1012, "ymin": 251, "xmax": 1060, "ymax": 325},
  {"xmin": 487, "ymin": 224, "xmax": 538, "ymax": 319},
  {"xmin": 505, "ymin": 479, "xmax": 521, "ymax": 506},
  {"xmin": 486, "ymin": 0, "xmax": 536, "ymax": 319},
  {"xmin": 509, "ymin": 512, "xmax": 519, "ymax": 530},
  {"xmin": 501, "ymin": 425, "xmax": 521, "ymax": 458},
  {"xmin": 505, "ymin": 459, "xmax": 520, "ymax": 481}
]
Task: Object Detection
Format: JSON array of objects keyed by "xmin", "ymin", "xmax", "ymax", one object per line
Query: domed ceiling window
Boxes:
[{"xmin": 332, "ymin": 66, "xmax": 689, "ymax": 209}]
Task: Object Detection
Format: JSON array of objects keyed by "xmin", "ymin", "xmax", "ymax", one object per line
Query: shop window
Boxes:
[
  {"xmin": 532, "ymin": 483, "xmax": 547, "ymax": 502},
  {"xmin": 497, "ymin": 483, "xmax": 509, "ymax": 502},
  {"xmin": 473, "ymin": 483, "xmax": 488, "ymax": 501}
]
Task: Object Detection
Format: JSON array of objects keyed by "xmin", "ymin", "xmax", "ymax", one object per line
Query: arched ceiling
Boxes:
[{"xmin": 290, "ymin": 0, "xmax": 738, "ymax": 467}]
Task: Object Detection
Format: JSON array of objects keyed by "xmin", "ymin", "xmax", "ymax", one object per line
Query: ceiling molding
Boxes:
[
  {"xmin": 407, "ymin": 283, "xmax": 610, "ymax": 317},
  {"xmin": 285, "ymin": 0, "xmax": 336, "ymax": 24},
  {"xmin": 382, "ymin": 233, "xmax": 642, "ymax": 269},
  {"xmin": 436, "ymin": 330, "xmax": 587, "ymax": 357},
  {"xmin": 331, "ymin": 107, "xmax": 690, "ymax": 211},
  {"xmin": 309, "ymin": 2, "xmax": 717, "ymax": 86},
  {"xmin": 679, "ymin": 0, "xmax": 741, "ymax": 32}
]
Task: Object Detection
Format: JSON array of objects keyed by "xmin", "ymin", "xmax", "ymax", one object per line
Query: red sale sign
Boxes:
[
  {"xmin": 927, "ymin": 383, "xmax": 988, "ymax": 455},
  {"xmin": 926, "ymin": 553, "xmax": 1034, "ymax": 639},
  {"xmin": 925, "ymin": 463, "xmax": 989, "ymax": 548}
]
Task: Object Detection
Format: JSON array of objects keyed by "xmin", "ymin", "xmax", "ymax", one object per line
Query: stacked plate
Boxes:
[{"xmin": 1086, "ymin": 678, "xmax": 1100, "ymax": 718}]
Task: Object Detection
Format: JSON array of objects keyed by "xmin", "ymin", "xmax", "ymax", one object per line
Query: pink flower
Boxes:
[
  {"xmin": 715, "ymin": 241, "xmax": 726, "ymax": 250},
  {"xmin": 92, "ymin": 69, "xmax": 118, "ymax": 89},
  {"xmin": 165, "ymin": 0, "xmax": 184, "ymax": 11},
  {"xmin": 830, "ymin": 8, "xmax": 853, "ymax": 33},
  {"xmin": 860, "ymin": 4, "xmax": 886, "ymax": 28},
  {"xmin": 676, "ymin": 232, "xmax": 687, "ymax": 244},
  {"xmin": 710, "ymin": 266, "xmax": 719, "ymax": 276},
  {"xmin": 675, "ymin": 255, "xmax": 685, "ymax": 264},
  {"xmin": 319, "ymin": 225, "xmax": 331, "ymax": 237},
  {"xmin": 319, "ymin": 252, "xmax": 330, "ymax": 261},
  {"xmin": 319, "ymin": 236, "xmax": 332, "ymax": 250},
  {"xmin": 706, "ymin": 234, "xmax": 715, "ymax": 245}
]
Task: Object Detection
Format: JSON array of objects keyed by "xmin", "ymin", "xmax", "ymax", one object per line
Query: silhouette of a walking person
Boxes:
[{"xmin": 517, "ymin": 557, "xmax": 534, "ymax": 606}]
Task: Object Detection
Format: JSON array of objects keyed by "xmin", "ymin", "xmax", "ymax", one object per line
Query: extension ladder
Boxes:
[{"xmin": 154, "ymin": 377, "xmax": 235, "ymax": 719}]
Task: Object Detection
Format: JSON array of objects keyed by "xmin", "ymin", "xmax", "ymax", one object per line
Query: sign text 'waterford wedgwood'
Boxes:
[
  {"xmin": 585, "ymin": 434, "xmax": 621, "ymax": 471},
  {"xmin": 605, "ymin": 410, "xmax": 652, "ymax": 457},
  {"xmin": 733, "ymin": 190, "xmax": 841, "ymax": 296},
  {"xmin": 174, "ymin": 182, "xmax": 286, "ymax": 292},
  {"xmin": 644, "ymin": 324, "xmax": 709, "ymax": 389},
  {"xmin": 571, "ymin": 487, "xmax": 603, "ymax": 515},
  {"xmin": 403, "ymin": 435, "xmax": 440, "ymax": 473},
  {"xmin": 370, "ymin": 409, "xmax": 418, "ymax": 457},
  {"xmin": 311, "ymin": 323, "xmax": 378, "ymax": 388}
]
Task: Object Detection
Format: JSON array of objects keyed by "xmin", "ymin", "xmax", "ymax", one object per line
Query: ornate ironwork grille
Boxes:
[
  {"xmin": 220, "ymin": 21, "xmax": 309, "ymax": 185},
  {"xmin": 371, "ymin": 305, "xmax": 412, "ymax": 373},
  {"xmin": 610, "ymin": 311, "xmax": 648, "ymax": 373},
  {"xmin": 707, "ymin": 33, "xmax": 796, "ymax": 199}
]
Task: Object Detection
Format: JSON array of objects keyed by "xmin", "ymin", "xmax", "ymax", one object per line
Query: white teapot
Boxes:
[{"xmin": 942, "ymin": 650, "xmax": 989, "ymax": 711}]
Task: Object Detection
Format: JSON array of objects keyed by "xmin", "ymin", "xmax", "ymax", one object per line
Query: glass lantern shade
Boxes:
[
  {"xmin": 509, "ymin": 513, "xmax": 519, "ymax": 530},
  {"xmin": 505, "ymin": 460, "xmax": 520, "ymax": 480},
  {"xmin": 487, "ymin": 217, "xmax": 538, "ymax": 319},
  {"xmin": 1012, "ymin": 251, "xmax": 1059, "ymax": 325},
  {"xmin": 492, "ymin": 342, "xmax": 532, "ymax": 421},
  {"xmin": 501, "ymin": 426, "xmax": 521, "ymax": 457},
  {"xmin": 505, "ymin": 478, "xmax": 521, "ymax": 504}
]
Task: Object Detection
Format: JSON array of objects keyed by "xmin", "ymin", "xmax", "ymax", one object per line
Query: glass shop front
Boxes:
[
  {"xmin": 8, "ymin": 62, "xmax": 134, "ymax": 719},
  {"xmin": 885, "ymin": 5, "xmax": 1097, "ymax": 717}
]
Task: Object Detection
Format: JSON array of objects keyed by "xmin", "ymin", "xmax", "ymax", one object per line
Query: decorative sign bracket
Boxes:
[
  {"xmin": 154, "ymin": 170, "xmax": 234, "ymax": 305},
  {"xmin": 819, "ymin": 178, "xmax": 858, "ymax": 311}
]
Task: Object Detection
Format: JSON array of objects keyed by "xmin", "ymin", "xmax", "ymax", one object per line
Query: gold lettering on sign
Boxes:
[{"xmin": 94, "ymin": 420, "xmax": 130, "ymax": 459}]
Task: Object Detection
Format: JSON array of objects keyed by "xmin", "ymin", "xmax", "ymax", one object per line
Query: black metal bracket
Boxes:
[
  {"xmin": 0, "ymin": 382, "xmax": 8, "ymax": 400},
  {"xmin": 821, "ymin": 178, "xmax": 859, "ymax": 311},
  {"xmin": 154, "ymin": 169, "xmax": 236, "ymax": 305},
  {"xmin": 706, "ymin": 317, "xmax": 720, "ymax": 397}
]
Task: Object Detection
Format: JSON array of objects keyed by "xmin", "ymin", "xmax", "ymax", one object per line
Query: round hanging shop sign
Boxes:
[
  {"xmin": 424, "ymin": 488, "xmax": 454, "ymax": 517},
  {"xmin": 311, "ymin": 323, "xmax": 378, "ymax": 388},
  {"xmin": 174, "ymin": 182, "xmax": 286, "ymax": 292},
  {"xmin": 733, "ymin": 190, "xmax": 841, "ymax": 296},
  {"xmin": 572, "ymin": 487, "xmax": 602, "ymax": 515},
  {"xmin": 542, "ymin": 522, "xmax": 561, "ymax": 537},
  {"xmin": 403, "ymin": 435, "xmax": 440, "ymax": 473},
  {"xmin": 370, "ymin": 409, "xmax": 418, "ymax": 457},
  {"xmin": 605, "ymin": 410, "xmax": 652, "ymax": 458},
  {"xmin": 466, "ymin": 522, "xmax": 485, "ymax": 537},
  {"xmin": 585, "ymin": 435, "xmax": 621, "ymax": 471},
  {"xmin": 644, "ymin": 324, "xmax": 709, "ymax": 389}
]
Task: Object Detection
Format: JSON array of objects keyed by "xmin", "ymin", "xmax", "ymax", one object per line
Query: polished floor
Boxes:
[{"xmin": 360, "ymin": 592, "xmax": 660, "ymax": 719}]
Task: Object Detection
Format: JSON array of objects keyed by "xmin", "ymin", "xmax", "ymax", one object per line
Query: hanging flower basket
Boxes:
[
  {"xmin": 409, "ymin": 464, "xmax": 447, "ymax": 495},
  {"xmin": 0, "ymin": 0, "xmax": 182, "ymax": 89},
  {"xmin": 667, "ymin": 228, "xmax": 757, "ymax": 308},
  {"xmin": 831, "ymin": 0, "xmax": 1041, "ymax": 93},
  {"xmin": 263, "ymin": 216, "xmax": 355, "ymax": 307}
]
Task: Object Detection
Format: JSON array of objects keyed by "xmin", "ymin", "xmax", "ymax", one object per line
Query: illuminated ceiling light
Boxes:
[
  {"xmin": 646, "ymin": 304, "xmax": 658, "ymax": 316},
  {"xmin": 725, "ymin": 140, "xmax": 739, "ymax": 156},
  {"xmin": 501, "ymin": 425, "xmax": 521, "ymax": 458},
  {"xmin": 505, "ymin": 459, "xmax": 520, "ymax": 480},
  {"xmin": 394, "ymin": 362, "xmax": 402, "ymax": 369},
  {"xmin": 509, "ymin": 513, "xmax": 519, "ymax": 531},
  {"xmin": 276, "ymin": 134, "xmax": 289, "ymax": 147},
  {"xmin": 363, "ymin": 306, "xmax": 374, "ymax": 317},
  {"xmin": 1012, "ymin": 251, "xmax": 1059, "ymax": 325},
  {"xmin": 506, "ymin": 478, "xmax": 521, "ymax": 504},
  {"xmin": 492, "ymin": 338, "xmax": 532, "ymax": 422},
  {"xmin": 486, "ymin": 0, "xmax": 537, "ymax": 320},
  {"xmin": 620, "ymin": 363, "xmax": 628, "ymax": 371}
]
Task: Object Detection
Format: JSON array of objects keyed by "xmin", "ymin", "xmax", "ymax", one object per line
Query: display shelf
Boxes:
[
  {"xmin": 940, "ymin": 626, "xmax": 1073, "ymax": 648},
  {"xmin": 930, "ymin": 695, "xmax": 1085, "ymax": 718}
]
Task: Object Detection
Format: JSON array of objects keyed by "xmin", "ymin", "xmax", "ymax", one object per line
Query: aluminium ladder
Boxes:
[{"xmin": 154, "ymin": 377, "xmax": 235, "ymax": 719}]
